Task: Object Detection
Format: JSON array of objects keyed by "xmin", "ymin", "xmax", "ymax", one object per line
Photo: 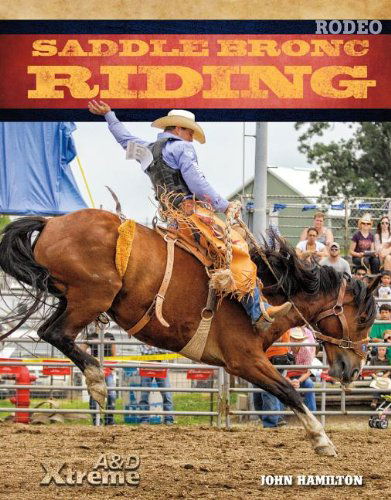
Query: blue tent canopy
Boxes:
[{"xmin": 0, "ymin": 122, "xmax": 88, "ymax": 215}]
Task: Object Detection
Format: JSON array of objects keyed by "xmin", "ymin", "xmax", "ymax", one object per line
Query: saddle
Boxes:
[{"xmin": 157, "ymin": 199, "xmax": 257, "ymax": 298}]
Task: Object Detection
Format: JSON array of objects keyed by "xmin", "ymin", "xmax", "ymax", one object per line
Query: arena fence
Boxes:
[
  {"xmin": 241, "ymin": 194, "xmax": 391, "ymax": 254},
  {"xmin": 1, "ymin": 263, "xmax": 390, "ymax": 427},
  {"xmin": 0, "ymin": 328, "xmax": 390, "ymax": 427}
]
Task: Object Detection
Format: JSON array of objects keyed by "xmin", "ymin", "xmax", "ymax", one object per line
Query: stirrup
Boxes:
[{"xmin": 259, "ymin": 300, "xmax": 273, "ymax": 323}]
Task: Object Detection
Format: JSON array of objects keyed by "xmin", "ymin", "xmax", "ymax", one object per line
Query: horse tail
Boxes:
[{"xmin": 0, "ymin": 216, "xmax": 62, "ymax": 340}]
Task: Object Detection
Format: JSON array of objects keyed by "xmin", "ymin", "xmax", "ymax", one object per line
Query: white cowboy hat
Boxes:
[
  {"xmin": 358, "ymin": 213, "xmax": 373, "ymax": 226},
  {"xmin": 369, "ymin": 376, "xmax": 391, "ymax": 390},
  {"xmin": 289, "ymin": 327, "xmax": 308, "ymax": 340},
  {"xmin": 151, "ymin": 110, "xmax": 206, "ymax": 144}
]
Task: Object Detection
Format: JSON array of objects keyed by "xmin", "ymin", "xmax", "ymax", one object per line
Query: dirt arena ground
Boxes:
[{"xmin": 0, "ymin": 418, "xmax": 389, "ymax": 499}]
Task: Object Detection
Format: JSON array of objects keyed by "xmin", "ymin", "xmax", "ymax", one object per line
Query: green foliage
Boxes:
[
  {"xmin": 0, "ymin": 215, "xmax": 10, "ymax": 232},
  {"xmin": 295, "ymin": 122, "xmax": 391, "ymax": 198}
]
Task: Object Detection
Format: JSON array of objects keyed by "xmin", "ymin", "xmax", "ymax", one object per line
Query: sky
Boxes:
[{"xmin": 70, "ymin": 119, "xmax": 351, "ymax": 224}]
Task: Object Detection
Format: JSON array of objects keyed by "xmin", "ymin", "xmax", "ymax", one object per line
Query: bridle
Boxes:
[
  {"xmin": 309, "ymin": 277, "xmax": 370, "ymax": 359},
  {"xmin": 234, "ymin": 218, "xmax": 370, "ymax": 359}
]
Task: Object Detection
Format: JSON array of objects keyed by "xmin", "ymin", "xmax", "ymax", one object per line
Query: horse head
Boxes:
[
  {"xmin": 251, "ymin": 238, "xmax": 379, "ymax": 386},
  {"xmin": 314, "ymin": 275, "xmax": 380, "ymax": 385}
]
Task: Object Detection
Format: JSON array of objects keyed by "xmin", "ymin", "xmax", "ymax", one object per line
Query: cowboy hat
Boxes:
[
  {"xmin": 151, "ymin": 110, "xmax": 206, "ymax": 144},
  {"xmin": 289, "ymin": 327, "xmax": 308, "ymax": 340},
  {"xmin": 358, "ymin": 213, "xmax": 373, "ymax": 226},
  {"xmin": 369, "ymin": 376, "xmax": 391, "ymax": 390}
]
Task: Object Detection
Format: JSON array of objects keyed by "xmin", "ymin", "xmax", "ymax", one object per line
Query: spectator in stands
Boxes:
[
  {"xmin": 296, "ymin": 227, "xmax": 328, "ymax": 263},
  {"xmin": 82, "ymin": 320, "xmax": 117, "ymax": 425},
  {"xmin": 374, "ymin": 215, "xmax": 391, "ymax": 272},
  {"xmin": 319, "ymin": 242, "xmax": 351, "ymax": 275},
  {"xmin": 300, "ymin": 211, "xmax": 334, "ymax": 248},
  {"xmin": 369, "ymin": 346, "xmax": 391, "ymax": 408},
  {"xmin": 354, "ymin": 266, "xmax": 367, "ymax": 281},
  {"xmin": 349, "ymin": 214, "xmax": 380, "ymax": 275},
  {"xmin": 373, "ymin": 271, "xmax": 391, "ymax": 306},
  {"xmin": 286, "ymin": 327, "xmax": 317, "ymax": 413},
  {"xmin": 378, "ymin": 303, "xmax": 391, "ymax": 321},
  {"xmin": 253, "ymin": 330, "xmax": 291, "ymax": 428},
  {"xmin": 138, "ymin": 344, "xmax": 174, "ymax": 425},
  {"xmin": 369, "ymin": 309, "xmax": 391, "ymax": 360},
  {"xmin": 383, "ymin": 330, "xmax": 391, "ymax": 364}
]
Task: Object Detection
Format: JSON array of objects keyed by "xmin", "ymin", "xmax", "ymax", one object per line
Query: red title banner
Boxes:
[{"xmin": 0, "ymin": 34, "xmax": 389, "ymax": 109}]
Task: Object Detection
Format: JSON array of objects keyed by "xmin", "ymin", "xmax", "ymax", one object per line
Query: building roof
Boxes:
[
  {"xmin": 229, "ymin": 165, "xmax": 323, "ymax": 199},
  {"xmin": 268, "ymin": 166, "xmax": 322, "ymax": 198}
]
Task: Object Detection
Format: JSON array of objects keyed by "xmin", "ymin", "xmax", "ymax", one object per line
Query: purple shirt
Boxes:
[
  {"xmin": 351, "ymin": 231, "xmax": 374, "ymax": 253},
  {"xmin": 104, "ymin": 111, "xmax": 229, "ymax": 213}
]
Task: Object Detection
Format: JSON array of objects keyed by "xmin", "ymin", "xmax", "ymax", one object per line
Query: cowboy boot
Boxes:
[{"xmin": 254, "ymin": 302, "xmax": 292, "ymax": 333}]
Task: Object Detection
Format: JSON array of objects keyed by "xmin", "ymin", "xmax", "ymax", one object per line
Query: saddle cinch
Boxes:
[{"xmin": 115, "ymin": 204, "xmax": 257, "ymax": 360}]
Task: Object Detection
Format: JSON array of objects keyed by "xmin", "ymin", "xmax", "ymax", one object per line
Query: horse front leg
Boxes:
[
  {"xmin": 225, "ymin": 353, "xmax": 337, "ymax": 457},
  {"xmin": 291, "ymin": 405, "xmax": 337, "ymax": 456}
]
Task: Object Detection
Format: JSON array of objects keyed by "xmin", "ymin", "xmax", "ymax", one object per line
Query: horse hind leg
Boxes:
[
  {"xmin": 225, "ymin": 354, "xmax": 337, "ymax": 457},
  {"xmin": 37, "ymin": 294, "xmax": 113, "ymax": 408}
]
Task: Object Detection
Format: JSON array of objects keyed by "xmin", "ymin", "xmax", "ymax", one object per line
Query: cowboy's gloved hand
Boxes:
[{"xmin": 88, "ymin": 100, "xmax": 111, "ymax": 116}]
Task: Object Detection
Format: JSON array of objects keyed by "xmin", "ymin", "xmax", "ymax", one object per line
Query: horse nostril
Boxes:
[{"xmin": 351, "ymin": 368, "xmax": 359, "ymax": 380}]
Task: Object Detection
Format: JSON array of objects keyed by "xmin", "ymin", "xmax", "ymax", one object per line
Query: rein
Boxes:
[{"xmin": 236, "ymin": 218, "xmax": 369, "ymax": 359}]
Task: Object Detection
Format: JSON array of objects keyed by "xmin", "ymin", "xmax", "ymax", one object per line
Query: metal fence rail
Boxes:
[
  {"xmin": 0, "ymin": 335, "xmax": 389, "ymax": 427},
  {"xmin": 241, "ymin": 194, "xmax": 391, "ymax": 253}
]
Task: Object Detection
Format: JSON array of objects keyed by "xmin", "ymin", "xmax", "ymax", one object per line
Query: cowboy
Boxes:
[{"xmin": 87, "ymin": 100, "xmax": 291, "ymax": 332}]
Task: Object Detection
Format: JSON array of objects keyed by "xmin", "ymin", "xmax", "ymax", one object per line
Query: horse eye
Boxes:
[{"xmin": 358, "ymin": 316, "xmax": 366, "ymax": 324}]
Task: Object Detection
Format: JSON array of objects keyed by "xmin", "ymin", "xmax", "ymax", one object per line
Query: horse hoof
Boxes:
[
  {"xmin": 89, "ymin": 383, "xmax": 107, "ymax": 409},
  {"xmin": 315, "ymin": 444, "xmax": 337, "ymax": 457},
  {"xmin": 84, "ymin": 365, "xmax": 107, "ymax": 408}
]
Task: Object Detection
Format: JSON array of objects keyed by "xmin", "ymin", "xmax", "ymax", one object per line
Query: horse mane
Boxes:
[{"xmin": 250, "ymin": 236, "xmax": 377, "ymax": 328}]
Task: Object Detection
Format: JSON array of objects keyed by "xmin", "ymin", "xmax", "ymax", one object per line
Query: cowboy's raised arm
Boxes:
[
  {"xmin": 88, "ymin": 100, "xmax": 149, "ymax": 149},
  {"xmin": 174, "ymin": 141, "xmax": 229, "ymax": 213}
]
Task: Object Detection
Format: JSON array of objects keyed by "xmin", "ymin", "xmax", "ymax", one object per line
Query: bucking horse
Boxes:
[{"xmin": 0, "ymin": 209, "xmax": 379, "ymax": 456}]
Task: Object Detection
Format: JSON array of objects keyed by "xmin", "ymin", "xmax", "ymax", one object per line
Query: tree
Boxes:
[{"xmin": 295, "ymin": 122, "xmax": 391, "ymax": 198}]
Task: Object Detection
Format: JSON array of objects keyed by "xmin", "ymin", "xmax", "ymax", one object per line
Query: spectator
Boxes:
[
  {"xmin": 349, "ymin": 214, "xmax": 380, "ymax": 275},
  {"xmin": 82, "ymin": 321, "xmax": 117, "ymax": 425},
  {"xmin": 378, "ymin": 303, "xmax": 391, "ymax": 321},
  {"xmin": 300, "ymin": 211, "xmax": 334, "ymax": 247},
  {"xmin": 253, "ymin": 330, "xmax": 291, "ymax": 428},
  {"xmin": 286, "ymin": 327, "xmax": 317, "ymax": 413},
  {"xmin": 138, "ymin": 344, "xmax": 174, "ymax": 425},
  {"xmin": 374, "ymin": 215, "xmax": 391, "ymax": 271},
  {"xmin": 383, "ymin": 330, "xmax": 391, "ymax": 364},
  {"xmin": 354, "ymin": 266, "xmax": 367, "ymax": 281},
  {"xmin": 296, "ymin": 227, "xmax": 328, "ymax": 263},
  {"xmin": 319, "ymin": 242, "xmax": 351, "ymax": 275},
  {"xmin": 373, "ymin": 271, "xmax": 391, "ymax": 306},
  {"xmin": 369, "ymin": 305, "xmax": 391, "ymax": 357},
  {"xmin": 369, "ymin": 346, "xmax": 391, "ymax": 408}
]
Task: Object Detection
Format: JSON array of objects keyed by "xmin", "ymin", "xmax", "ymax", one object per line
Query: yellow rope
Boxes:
[{"xmin": 76, "ymin": 155, "xmax": 95, "ymax": 208}]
